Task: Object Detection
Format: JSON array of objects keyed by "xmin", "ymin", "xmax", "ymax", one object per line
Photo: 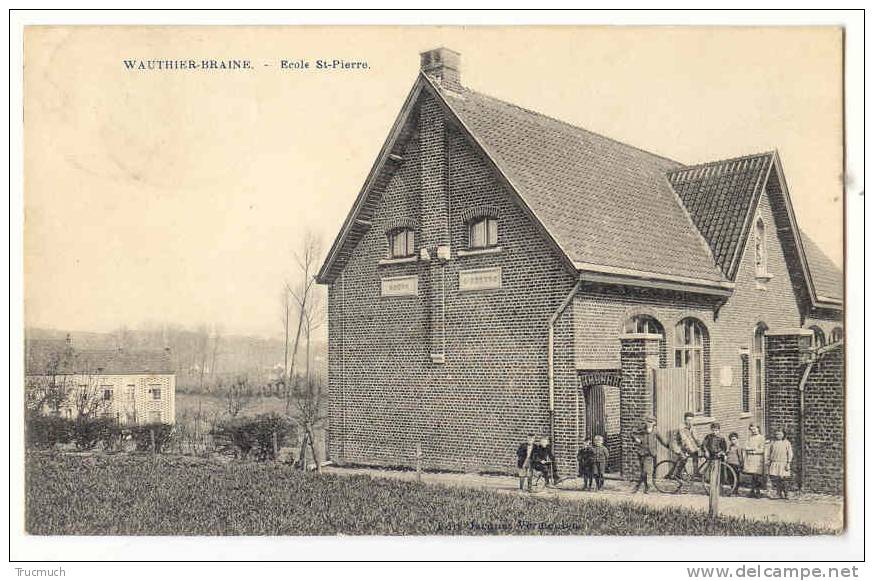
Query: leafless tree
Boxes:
[
  {"xmin": 283, "ymin": 230, "xmax": 324, "ymax": 413},
  {"xmin": 25, "ymin": 354, "xmax": 71, "ymax": 415},
  {"xmin": 291, "ymin": 375, "xmax": 328, "ymax": 472},
  {"xmin": 223, "ymin": 375, "xmax": 253, "ymax": 418}
]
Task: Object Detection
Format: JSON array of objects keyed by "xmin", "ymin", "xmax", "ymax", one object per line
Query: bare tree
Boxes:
[
  {"xmin": 283, "ymin": 230, "xmax": 323, "ymax": 413},
  {"xmin": 291, "ymin": 375, "xmax": 328, "ymax": 472},
  {"xmin": 223, "ymin": 376, "xmax": 253, "ymax": 418},
  {"xmin": 25, "ymin": 354, "xmax": 71, "ymax": 415}
]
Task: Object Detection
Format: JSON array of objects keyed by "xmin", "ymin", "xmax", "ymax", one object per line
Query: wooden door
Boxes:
[
  {"xmin": 584, "ymin": 385, "xmax": 606, "ymax": 440},
  {"xmin": 653, "ymin": 367, "xmax": 687, "ymax": 465}
]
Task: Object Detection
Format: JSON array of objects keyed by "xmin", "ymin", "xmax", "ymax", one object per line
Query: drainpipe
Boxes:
[
  {"xmin": 796, "ymin": 347, "xmax": 820, "ymax": 490},
  {"xmin": 547, "ymin": 276, "xmax": 583, "ymax": 447}
]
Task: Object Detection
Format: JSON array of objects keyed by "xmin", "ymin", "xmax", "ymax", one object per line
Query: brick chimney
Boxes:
[{"xmin": 420, "ymin": 47, "xmax": 461, "ymax": 91}]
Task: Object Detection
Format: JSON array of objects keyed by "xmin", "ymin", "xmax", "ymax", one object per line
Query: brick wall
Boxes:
[
  {"xmin": 327, "ymin": 93, "xmax": 577, "ymax": 473},
  {"xmin": 765, "ymin": 332, "xmax": 843, "ymax": 494},
  {"xmin": 801, "ymin": 344, "xmax": 844, "ymax": 494}
]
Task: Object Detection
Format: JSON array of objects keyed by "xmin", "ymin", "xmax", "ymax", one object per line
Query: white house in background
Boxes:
[{"xmin": 26, "ymin": 337, "xmax": 176, "ymax": 425}]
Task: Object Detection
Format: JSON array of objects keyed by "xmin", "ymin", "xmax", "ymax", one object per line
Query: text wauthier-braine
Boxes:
[{"xmin": 122, "ymin": 59, "xmax": 369, "ymax": 70}]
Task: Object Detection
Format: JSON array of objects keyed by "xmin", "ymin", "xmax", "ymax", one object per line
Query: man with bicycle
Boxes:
[
  {"xmin": 672, "ymin": 411, "xmax": 703, "ymax": 481},
  {"xmin": 531, "ymin": 436, "xmax": 557, "ymax": 488}
]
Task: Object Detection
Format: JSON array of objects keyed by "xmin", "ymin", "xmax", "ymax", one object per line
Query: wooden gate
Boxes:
[
  {"xmin": 652, "ymin": 367, "xmax": 688, "ymax": 465},
  {"xmin": 583, "ymin": 385, "xmax": 606, "ymax": 440}
]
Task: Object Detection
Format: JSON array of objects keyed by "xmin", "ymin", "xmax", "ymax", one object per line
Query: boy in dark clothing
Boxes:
[
  {"xmin": 702, "ymin": 423, "xmax": 728, "ymax": 486},
  {"xmin": 725, "ymin": 431, "xmax": 744, "ymax": 485},
  {"xmin": 516, "ymin": 434, "xmax": 536, "ymax": 491},
  {"xmin": 702, "ymin": 422, "xmax": 728, "ymax": 461},
  {"xmin": 591, "ymin": 435, "xmax": 609, "ymax": 490},
  {"xmin": 577, "ymin": 439, "xmax": 595, "ymax": 490},
  {"xmin": 532, "ymin": 437, "xmax": 558, "ymax": 486},
  {"xmin": 632, "ymin": 416, "xmax": 670, "ymax": 493}
]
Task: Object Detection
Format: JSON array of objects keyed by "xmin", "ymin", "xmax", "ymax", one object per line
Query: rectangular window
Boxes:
[
  {"xmin": 470, "ymin": 217, "xmax": 498, "ymax": 249},
  {"xmin": 150, "ymin": 387, "xmax": 162, "ymax": 400},
  {"xmin": 389, "ymin": 228, "xmax": 415, "ymax": 258},
  {"xmin": 126, "ymin": 385, "xmax": 136, "ymax": 402},
  {"xmin": 102, "ymin": 388, "xmax": 113, "ymax": 401}
]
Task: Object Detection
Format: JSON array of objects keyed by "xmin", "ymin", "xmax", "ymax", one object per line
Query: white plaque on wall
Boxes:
[
  {"xmin": 459, "ymin": 267, "xmax": 502, "ymax": 292},
  {"xmin": 719, "ymin": 365, "xmax": 733, "ymax": 387},
  {"xmin": 381, "ymin": 275, "xmax": 418, "ymax": 297}
]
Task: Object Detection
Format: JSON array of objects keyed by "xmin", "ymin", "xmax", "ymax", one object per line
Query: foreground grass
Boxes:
[{"xmin": 26, "ymin": 452, "xmax": 824, "ymax": 536}]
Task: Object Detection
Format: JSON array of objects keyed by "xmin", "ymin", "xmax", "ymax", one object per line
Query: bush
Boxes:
[
  {"xmin": 129, "ymin": 423, "xmax": 175, "ymax": 453},
  {"xmin": 26, "ymin": 413, "xmax": 74, "ymax": 449},
  {"xmin": 212, "ymin": 413, "xmax": 295, "ymax": 461},
  {"xmin": 72, "ymin": 417, "xmax": 118, "ymax": 451}
]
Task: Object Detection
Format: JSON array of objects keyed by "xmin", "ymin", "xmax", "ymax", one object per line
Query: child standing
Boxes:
[
  {"xmin": 768, "ymin": 429, "xmax": 794, "ymax": 499},
  {"xmin": 591, "ymin": 435, "xmax": 609, "ymax": 490},
  {"xmin": 743, "ymin": 424, "xmax": 766, "ymax": 498},
  {"xmin": 577, "ymin": 439, "xmax": 594, "ymax": 490},
  {"xmin": 725, "ymin": 432, "xmax": 744, "ymax": 490}
]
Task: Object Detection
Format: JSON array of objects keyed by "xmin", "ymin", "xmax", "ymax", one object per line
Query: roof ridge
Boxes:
[
  {"xmin": 454, "ymin": 85, "xmax": 683, "ymax": 167},
  {"xmin": 668, "ymin": 151, "xmax": 776, "ymax": 174}
]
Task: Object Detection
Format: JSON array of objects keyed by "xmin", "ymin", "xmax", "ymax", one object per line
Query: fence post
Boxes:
[
  {"xmin": 272, "ymin": 431, "xmax": 278, "ymax": 462},
  {"xmin": 150, "ymin": 428, "xmax": 156, "ymax": 457},
  {"xmin": 415, "ymin": 443, "xmax": 422, "ymax": 482},
  {"xmin": 709, "ymin": 458, "xmax": 721, "ymax": 519}
]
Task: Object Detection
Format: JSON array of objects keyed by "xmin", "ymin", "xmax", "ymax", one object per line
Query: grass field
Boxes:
[{"xmin": 25, "ymin": 452, "xmax": 824, "ymax": 536}]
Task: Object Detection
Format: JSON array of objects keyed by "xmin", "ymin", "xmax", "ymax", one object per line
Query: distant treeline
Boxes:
[{"xmin": 25, "ymin": 325, "xmax": 327, "ymax": 392}]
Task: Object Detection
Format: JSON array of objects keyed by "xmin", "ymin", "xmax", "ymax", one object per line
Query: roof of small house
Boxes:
[
  {"xmin": 666, "ymin": 152, "xmax": 775, "ymax": 279},
  {"xmin": 800, "ymin": 230, "xmax": 843, "ymax": 302},
  {"xmin": 25, "ymin": 341, "xmax": 174, "ymax": 376},
  {"xmin": 318, "ymin": 69, "xmax": 842, "ymax": 309}
]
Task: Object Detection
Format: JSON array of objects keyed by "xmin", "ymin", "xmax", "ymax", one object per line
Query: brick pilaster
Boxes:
[
  {"xmin": 619, "ymin": 333, "xmax": 661, "ymax": 479},
  {"xmin": 764, "ymin": 329, "xmax": 812, "ymax": 489}
]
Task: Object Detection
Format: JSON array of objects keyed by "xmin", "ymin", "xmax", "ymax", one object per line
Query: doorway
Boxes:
[{"xmin": 583, "ymin": 385, "xmax": 606, "ymax": 441}]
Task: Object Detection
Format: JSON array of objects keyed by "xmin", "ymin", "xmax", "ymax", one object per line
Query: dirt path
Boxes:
[{"xmin": 325, "ymin": 466, "xmax": 843, "ymax": 532}]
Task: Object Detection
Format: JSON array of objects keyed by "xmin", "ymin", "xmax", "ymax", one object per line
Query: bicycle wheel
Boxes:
[
  {"xmin": 529, "ymin": 471, "xmax": 547, "ymax": 493},
  {"xmin": 701, "ymin": 461, "xmax": 738, "ymax": 496},
  {"xmin": 652, "ymin": 460, "xmax": 681, "ymax": 494}
]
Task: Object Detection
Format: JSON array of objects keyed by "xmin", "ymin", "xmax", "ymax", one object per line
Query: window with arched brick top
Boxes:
[
  {"xmin": 468, "ymin": 216, "xmax": 498, "ymax": 249},
  {"xmin": 675, "ymin": 318, "xmax": 710, "ymax": 415},
  {"xmin": 752, "ymin": 323, "xmax": 768, "ymax": 421},
  {"xmin": 830, "ymin": 326, "xmax": 843, "ymax": 344},
  {"xmin": 808, "ymin": 326, "xmax": 826, "ymax": 349},
  {"xmin": 387, "ymin": 228, "xmax": 415, "ymax": 258}
]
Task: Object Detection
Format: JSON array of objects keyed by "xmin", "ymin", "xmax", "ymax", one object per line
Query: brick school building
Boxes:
[{"xmin": 316, "ymin": 48, "xmax": 843, "ymax": 490}]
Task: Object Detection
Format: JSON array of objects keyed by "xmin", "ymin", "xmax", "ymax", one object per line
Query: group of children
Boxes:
[
  {"xmin": 576, "ymin": 435, "xmax": 609, "ymax": 491},
  {"xmin": 631, "ymin": 414, "xmax": 795, "ymax": 499},
  {"xmin": 521, "ymin": 417, "xmax": 796, "ymax": 499}
]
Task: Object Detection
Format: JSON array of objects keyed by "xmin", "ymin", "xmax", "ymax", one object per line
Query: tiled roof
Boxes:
[
  {"xmin": 438, "ymin": 86, "xmax": 728, "ymax": 283},
  {"xmin": 666, "ymin": 153, "xmax": 774, "ymax": 278},
  {"xmin": 26, "ymin": 341, "xmax": 174, "ymax": 375},
  {"xmin": 800, "ymin": 230, "xmax": 843, "ymax": 301}
]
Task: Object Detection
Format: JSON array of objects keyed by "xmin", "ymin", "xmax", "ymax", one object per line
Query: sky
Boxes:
[{"xmin": 24, "ymin": 26, "xmax": 844, "ymax": 338}]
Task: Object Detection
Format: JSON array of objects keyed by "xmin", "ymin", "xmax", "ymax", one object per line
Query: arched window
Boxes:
[
  {"xmin": 469, "ymin": 216, "xmax": 498, "ymax": 249},
  {"xmin": 830, "ymin": 326, "xmax": 844, "ymax": 344},
  {"xmin": 675, "ymin": 318, "xmax": 709, "ymax": 415},
  {"xmin": 388, "ymin": 228, "xmax": 415, "ymax": 258},
  {"xmin": 623, "ymin": 314, "xmax": 664, "ymax": 335},
  {"xmin": 754, "ymin": 215, "xmax": 768, "ymax": 277},
  {"xmin": 752, "ymin": 323, "xmax": 768, "ymax": 422},
  {"xmin": 623, "ymin": 314, "xmax": 667, "ymax": 368},
  {"xmin": 808, "ymin": 326, "xmax": 825, "ymax": 349}
]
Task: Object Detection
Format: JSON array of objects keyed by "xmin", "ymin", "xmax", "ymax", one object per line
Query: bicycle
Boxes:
[
  {"xmin": 652, "ymin": 454, "xmax": 738, "ymax": 496},
  {"xmin": 525, "ymin": 459, "xmax": 560, "ymax": 493}
]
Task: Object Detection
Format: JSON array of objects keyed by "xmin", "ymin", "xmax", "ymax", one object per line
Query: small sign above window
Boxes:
[
  {"xmin": 381, "ymin": 275, "xmax": 419, "ymax": 297},
  {"xmin": 459, "ymin": 267, "xmax": 502, "ymax": 292}
]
